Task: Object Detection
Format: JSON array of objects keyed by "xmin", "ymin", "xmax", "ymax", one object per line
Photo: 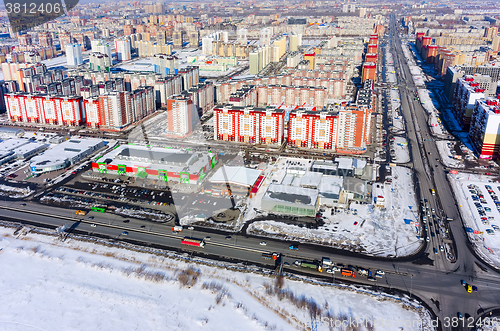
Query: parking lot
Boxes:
[
  {"xmin": 47, "ymin": 171, "xmax": 241, "ymax": 225},
  {"xmin": 458, "ymin": 179, "xmax": 500, "ymax": 260}
]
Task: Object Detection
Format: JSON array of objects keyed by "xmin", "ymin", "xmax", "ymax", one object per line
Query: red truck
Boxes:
[{"xmin": 181, "ymin": 237, "xmax": 205, "ymax": 248}]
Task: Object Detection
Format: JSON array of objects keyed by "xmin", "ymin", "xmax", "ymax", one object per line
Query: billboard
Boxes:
[
  {"xmin": 180, "ymin": 171, "xmax": 190, "ymax": 183},
  {"xmin": 97, "ymin": 162, "xmax": 107, "ymax": 174},
  {"xmin": 159, "ymin": 169, "xmax": 167, "ymax": 181},
  {"xmin": 117, "ymin": 165, "xmax": 127, "ymax": 176}
]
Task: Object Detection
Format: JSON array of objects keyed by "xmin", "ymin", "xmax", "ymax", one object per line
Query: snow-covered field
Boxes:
[
  {"xmin": 0, "ymin": 224, "xmax": 433, "ymax": 331},
  {"xmin": 449, "ymin": 173, "xmax": 500, "ymax": 269},
  {"xmin": 248, "ymin": 166, "xmax": 422, "ymax": 257}
]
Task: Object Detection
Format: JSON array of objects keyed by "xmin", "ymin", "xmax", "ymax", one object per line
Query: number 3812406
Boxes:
[{"xmin": 6, "ymin": 2, "xmax": 62, "ymax": 14}]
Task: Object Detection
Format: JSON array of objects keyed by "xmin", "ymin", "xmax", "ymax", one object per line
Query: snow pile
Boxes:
[
  {"xmin": 249, "ymin": 166, "xmax": 422, "ymax": 257},
  {"xmin": 0, "ymin": 225, "xmax": 433, "ymax": 331},
  {"xmin": 0, "ymin": 184, "xmax": 33, "ymax": 198}
]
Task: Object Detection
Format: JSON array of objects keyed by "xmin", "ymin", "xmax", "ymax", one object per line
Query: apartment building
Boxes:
[
  {"xmin": 444, "ymin": 64, "xmax": 500, "ymax": 102},
  {"xmin": 288, "ymin": 110, "xmax": 338, "ymax": 149},
  {"xmin": 469, "ymin": 97, "xmax": 500, "ymax": 159},
  {"xmin": 214, "ymin": 105, "xmax": 285, "ymax": 145},
  {"xmin": 166, "ymin": 94, "xmax": 194, "ymax": 137},
  {"xmin": 5, "ymin": 93, "xmax": 84, "ymax": 126},
  {"xmin": 114, "ymin": 37, "xmax": 132, "ymax": 61},
  {"xmin": 453, "ymin": 75, "xmax": 494, "ymax": 128}
]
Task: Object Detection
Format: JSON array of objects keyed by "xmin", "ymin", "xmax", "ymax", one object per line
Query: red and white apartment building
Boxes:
[
  {"xmin": 5, "ymin": 93, "xmax": 84, "ymax": 126},
  {"xmin": 214, "ymin": 105, "xmax": 285, "ymax": 145},
  {"xmin": 287, "ymin": 106, "xmax": 372, "ymax": 150},
  {"xmin": 83, "ymin": 86, "xmax": 154, "ymax": 130},
  {"xmin": 288, "ymin": 110, "xmax": 338, "ymax": 149}
]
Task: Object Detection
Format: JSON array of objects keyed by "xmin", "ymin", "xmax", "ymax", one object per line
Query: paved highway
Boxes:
[
  {"xmin": 387, "ymin": 14, "xmax": 500, "ymax": 328},
  {"xmin": 2, "ymin": 189, "xmax": 500, "ymax": 331}
]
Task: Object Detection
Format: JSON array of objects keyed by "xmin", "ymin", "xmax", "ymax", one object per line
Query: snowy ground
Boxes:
[
  {"xmin": 428, "ymin": 113, "xmax": 447, "ymax": 137},
  {"xmin": 0, "ymin": 224, "xmax": 434, "ymax": 331},
  {"xmin": 436, "ymin": 141, "xmax": 465, "ymax": 169},
  {"xmin": 248, "ymin": 166, "xmax": 422, "ymax": 257},
  {"xmin": 389, "ymin": 89, "xmax": 400, "ymax": 107},
  {"xmin": 477, "ymin": 319, "xmax": 500, "ymax": 331},
  {"xmin": 402, "ymin": 42, "xmax": 417, "ymax": 66},
  {"xmin": 449, "ymin": 173, "xmax": 500, "ymax": 269},
  {"xmin": 391, "ymin": 137, "xmax": 410, "ymax": 164},
  {"xmin": 388, "ymin": 89, "xmax": 405, "ymax": 133},
  {"xmin": 386, "ymin": 66, "xmax": 397, "ymax": 84},
  {"xmin": 409, "ymin": 66, "xmax": 425, "ymax": 87},
  {"xmin": 417, "ymin": 89, "xmax": 437, "ymax": 114}
]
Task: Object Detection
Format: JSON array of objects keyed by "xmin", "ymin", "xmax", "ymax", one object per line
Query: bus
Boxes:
[
  {"xmin": 91, "ymin": 206, "xmax": 106, "ymax": 213},
  {"xmin": 341, "ymin": 269, "xmax": 356, "ymax": 278},
  {"xmin": 181, "ymin": 237, "xmax": 205, "ymax": 248},
  {"xmin": 75, "ymin": 210, "xmax": 87, "ymax": 216}
]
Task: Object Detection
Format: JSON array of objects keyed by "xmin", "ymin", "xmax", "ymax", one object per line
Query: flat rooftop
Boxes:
[
  {"xmin": 0, "ymin": 138, "xmax": 30, "ymax": 152},
  {"xmin": 102, "ymin": 145, "xmax": 215, "ymax": 174},
  {"xmin": 209, "ymin": 166, "xmax": 262, "ymax": 188},
  {"xmin": 30, "ymin": 138, "xmax": 104, "ymax": 169}
]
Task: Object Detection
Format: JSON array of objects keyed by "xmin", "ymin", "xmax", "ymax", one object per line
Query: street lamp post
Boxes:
[{"xmin": 410, "ymin": 275, "xmax": 413, "ymax": 297}]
